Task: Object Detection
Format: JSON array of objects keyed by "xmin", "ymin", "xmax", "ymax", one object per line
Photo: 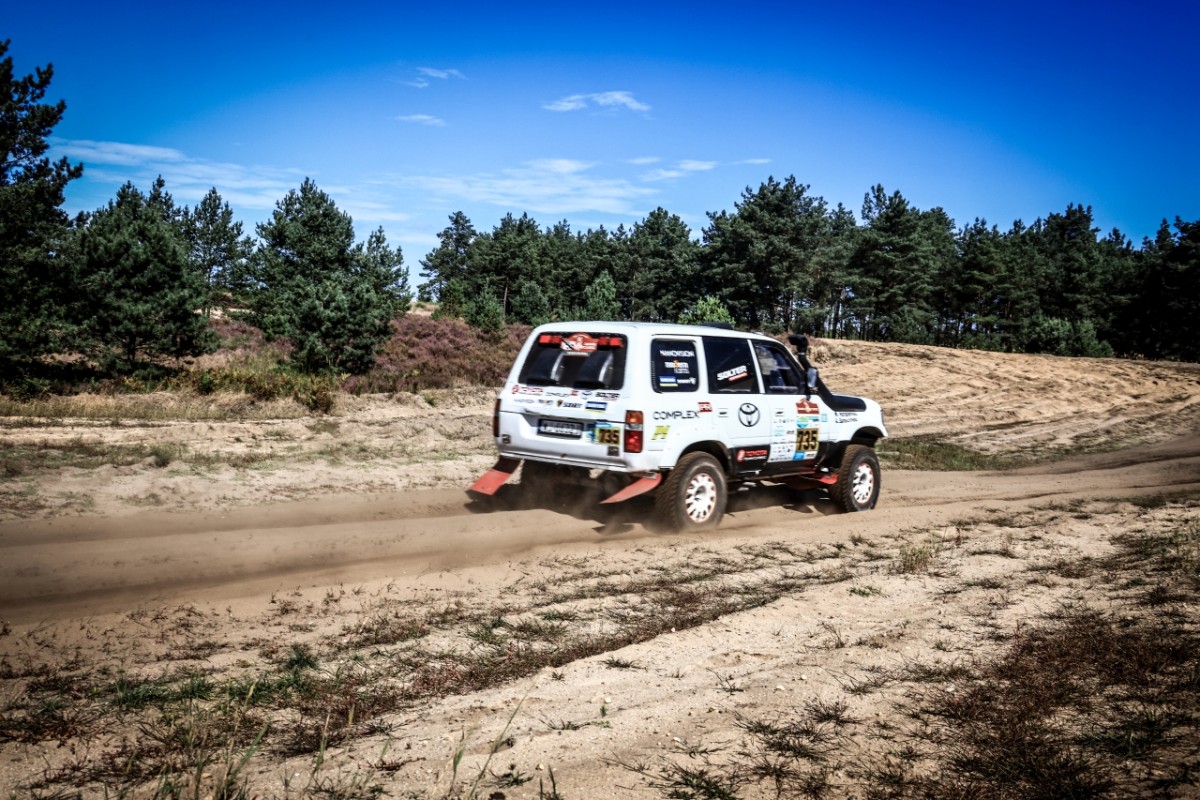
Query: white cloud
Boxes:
[
  {"xmin": 407, "ymin": 67, "xmax": 465, "ymax": 87},
  {"xmin": 640, "ymin": 160, "xmax": 719, "ymax": 182},
  {"xmin": 627, "ymin": 156, "xmax": 660, "ymax": 165},
  {"xmin": 591, "ymin": 91, "xmax": 650, "ymax": 111},
  {"xmin": 418, "ymin": 67, "xmax": 465, "ymax": 80},
  {"xmin": 736, "ymin": 157, "xmax": 772, "ymax": 165},
  {"xmin": 402, "ymin": 159, "xmax": 656, "ymax": 216},
  {"xmin": 544, "ymin": 95, "xmax": 588, "ymax": 112},
  {"xmin": 526, "ymin": 158, "xmax": 594, "ymax": 175},
  {"xmin": 56, "ymin": 140, "xmax": 188, "ymax": 167},
  {"xmin": 397, "ymin": 114, "xmax": 446, "ymax": 126},
  {"xmin": 53, "ymin": 137, "xmax": 303, "ymax": 211},
  {"xmin": 544, "ymin": 91, "xmax": 650, "ymax": 113}
]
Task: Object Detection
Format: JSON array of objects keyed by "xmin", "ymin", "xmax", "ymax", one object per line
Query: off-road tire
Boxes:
[
  {"xmin": 654, "ymin": 452, "xmax": 727, "ymax": 531},
  {"xmin": 831, "ymin": 444, "xmax": 880, "ymax": 512}
]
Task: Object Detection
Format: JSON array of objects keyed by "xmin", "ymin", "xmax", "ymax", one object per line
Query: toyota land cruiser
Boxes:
[{"xmin": 469, "ymin": 322, "xmax": 887, "ymax": 530}]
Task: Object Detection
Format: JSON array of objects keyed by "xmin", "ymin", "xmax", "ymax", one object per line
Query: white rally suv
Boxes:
[{"xmin": 470, "ymin": 321, "xmax": 887, "ymax": 530}]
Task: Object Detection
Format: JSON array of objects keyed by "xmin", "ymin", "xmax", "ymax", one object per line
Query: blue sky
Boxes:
[{"xmin": 9, "ymin": 1, "xmax": 1199, "ymax": 283}]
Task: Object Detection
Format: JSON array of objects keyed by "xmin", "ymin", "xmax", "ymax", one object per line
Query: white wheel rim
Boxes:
[
  {"xmin": 851, "ymin": 463, "xmax": 875, "ymax": 505},
  {"xmin": 685, "ymin": 472, "xmax": 717, "ymax": 522}
]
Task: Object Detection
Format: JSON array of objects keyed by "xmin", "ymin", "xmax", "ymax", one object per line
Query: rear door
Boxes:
[{"xmin": 647, "ymin": 337, "xmax": 706, "ymax": 454}]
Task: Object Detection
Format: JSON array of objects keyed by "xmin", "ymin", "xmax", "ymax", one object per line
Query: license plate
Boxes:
[{"xmin": 538, "ymin": 419, "xmax": 583, "ymax": 438}]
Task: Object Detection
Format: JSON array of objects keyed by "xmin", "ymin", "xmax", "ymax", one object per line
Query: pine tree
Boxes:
[
  {"xmin": 679, "ymin": 296, "xmax": 735, "ymax": 326},
  {"xmin": 182, "ymin": 187, "xmax": 253, "ymax": 313},
  {"xmin": 74, "ymin": 181, "xmax": 215, "ymax": 371},
  {"xmin": 0, "ymin": 40, "xmax": 84, "ymax": 370},
  {"xmin": 250, "ymin": 179, "xmax": 407, "ymax": 374},
  {"xmin": 701, "ymin": 177, "xmax": 829, "ymax": 330},
  {"xmin": 510, "ymin": 280, "xmax": 551, "ymax": 326},
  {"xmin": 626, "ymin": 208, "xmax": 699, "ymax": 322},
  {"xmin": 419, "ymin": 211, "xmax": 476, "ymax": 302},
  {"xmin": 583, "ymin": 270, "xmax": 621, "ymax": 321}
]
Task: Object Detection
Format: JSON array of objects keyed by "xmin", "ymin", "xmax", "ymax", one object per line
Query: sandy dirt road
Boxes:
[{"xmin": 3, "ymin": 433, "xmax": 1199, "ymax": 629}]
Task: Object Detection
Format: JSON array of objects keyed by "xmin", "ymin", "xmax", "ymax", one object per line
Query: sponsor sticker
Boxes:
[
  {"xmin": 585, "ymin": 400, "xmax": 607, "ymax": 411},
  {"xmin": 717, "ymin": 364, "xmax": 749, "ymax": 383},
  {"xmin": 770, "ymin": 442, "xmax": 796, "ymax": 462},
  {"xmin": 796, "ymin": 400, "xmax": 820, "ymax": 415},
  {"xmin": 653, "ymin": 410, "xmax": 699, "ymax": 420},
  {"xmin": 561, "ymin": 333, "xmax": 599, "ymax": 352},
  {"xmin": 652, "ymin": 425, "xmax": 670, "ymax": 441},
  {"xmin": 698, "ymin": 401, "xmax": 713, "ymax": 413},
  {"xmin": 736, "ymin": 448, "xmax": 769, "ymax": 462},
  {"xmin": 659, "ymin": 375, "xmax": 677, "ymax": 386},
  {"xmin": 659, "ymin": 349, "xmax": 696, "ymax": 358}
]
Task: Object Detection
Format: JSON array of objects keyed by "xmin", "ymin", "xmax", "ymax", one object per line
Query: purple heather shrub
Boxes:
[{"xmin": 360, "ymin": 316, "xmax": 530, "ymax": 393}]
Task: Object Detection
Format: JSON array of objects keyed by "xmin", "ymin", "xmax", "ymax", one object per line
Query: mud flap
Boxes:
[
  {"xmin": 601, "ymin": 473, "xmax": 662, "ymax": 504},
  {"xmin": 468, "ymin": 457, "xmax": 522, "ymax": 496}
]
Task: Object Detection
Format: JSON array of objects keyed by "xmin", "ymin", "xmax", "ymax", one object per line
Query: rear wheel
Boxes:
[
  {"xmin": 831, "ymin": 444, "xmax": 880, "ymax": 512},
  {"xmin": 654, "ymin": 453, "xmax": 727, "ymax": 531}
]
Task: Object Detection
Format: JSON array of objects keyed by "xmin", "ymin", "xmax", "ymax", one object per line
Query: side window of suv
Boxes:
[
  {"xmin": 753, "ymin": 342, "xmax": 803, "ymax": 394},
  {"xmin": 703, "ymin": 337, "xmax": 757, "ymax": 394},
  {"xmin": 652, "ymin": 339, "xmax": 700, "ymax": 392}
]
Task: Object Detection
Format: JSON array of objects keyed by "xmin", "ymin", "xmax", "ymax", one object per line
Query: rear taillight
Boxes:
[
  {"xmin": 492, "ymin": 397, "xmax": 501, "ymax": 438},
  {"xmin": 624, "ymin": 410, "xmax": 643, "ymax": 453}
]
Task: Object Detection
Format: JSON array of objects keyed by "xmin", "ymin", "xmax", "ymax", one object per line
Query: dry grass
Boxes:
[
  {"xmin": 3, "ymin": 498, "xmax": 1198, "ymax": 799},
  {"xmin": 0, "ymin": 391, "xmax": 313, "ymax": 422}
]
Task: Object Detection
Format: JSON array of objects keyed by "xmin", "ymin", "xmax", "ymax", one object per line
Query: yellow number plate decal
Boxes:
[
  {"xmin": 596, "ymin": 427, "xmax": 620, "ymax": 445},
  {"xmin": 795, "ymin": 428, "xmax": 819, "ymax": 451}
]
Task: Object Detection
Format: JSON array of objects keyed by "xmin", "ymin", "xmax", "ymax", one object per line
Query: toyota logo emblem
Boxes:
[{"xmin": 738, "ymin": 403, "xmax": 760, "ymax": 427}]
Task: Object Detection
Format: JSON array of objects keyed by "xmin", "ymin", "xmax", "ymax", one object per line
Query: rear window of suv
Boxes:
[{"xmin": 518, "ymin": 332, "xmax": 628, "ymax": 390}]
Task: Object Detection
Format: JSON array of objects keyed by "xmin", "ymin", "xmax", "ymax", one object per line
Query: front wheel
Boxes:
[
  {"xmin": 654, "ymin": 453, "xmax": 727, "ymax": 531},
  {"xmin": 831, "ymin": 444, "xmax": 881, "ymax": 512}
]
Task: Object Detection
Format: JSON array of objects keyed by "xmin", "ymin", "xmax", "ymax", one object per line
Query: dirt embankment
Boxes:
[{"xmin": 1, "ymin": 341, "xmax": 1198, "ymax": 799}]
